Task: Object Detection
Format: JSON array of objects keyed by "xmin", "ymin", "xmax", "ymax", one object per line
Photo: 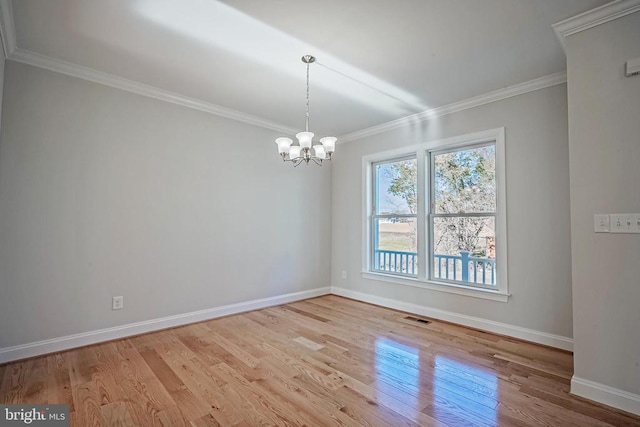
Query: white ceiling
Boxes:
[{"xmin": 5, "ymin": 0, "xmax": 608, "ymax": 138}]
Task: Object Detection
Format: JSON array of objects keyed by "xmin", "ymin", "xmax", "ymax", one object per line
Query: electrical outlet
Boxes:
[
  {"xmin": 112, "ymin": 296, "xmax": 124, "ymax": 310},
  {"xmin": 341, "ymin": 270, "xmax": 347, "ymax": 279}
]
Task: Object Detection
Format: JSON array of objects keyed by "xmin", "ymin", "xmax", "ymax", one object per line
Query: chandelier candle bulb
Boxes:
[{"xmin": 274, "ymin": 54, "xmax": 336, "ymax": 166}]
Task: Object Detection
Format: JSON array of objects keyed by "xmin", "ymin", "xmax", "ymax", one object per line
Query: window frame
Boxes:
[
  {"xmin": 428, "ymin": 141, "xmax": 498, "ymax": 291},
  {"xmin": 362, "ymin": 128, "xmax": 509, "ymax": 302},
  {"xmin": 370, "ymin": 155, "xmax": 418, "ymax": 278}
]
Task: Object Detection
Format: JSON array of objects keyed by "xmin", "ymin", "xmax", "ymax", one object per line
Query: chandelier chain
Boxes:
[{"xmin": 305, "ymin": 61, "xmax": 310, "ymax": 132}]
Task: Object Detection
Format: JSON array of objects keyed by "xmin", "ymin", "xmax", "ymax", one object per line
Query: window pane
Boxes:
[
  {"xmin": 375, "ymin": 158, "xmax": 417, "ymax": 215},
  {"xmin": 434, "ymin": 145, "xmax": 495, "ymax": 214},
  {"xmin": 432, "ymin": 216, "xmax": 496, "ymax": 286},
  {"xmin": 373, "ymin": 217, "xmax": 417, "ymax": 275}
]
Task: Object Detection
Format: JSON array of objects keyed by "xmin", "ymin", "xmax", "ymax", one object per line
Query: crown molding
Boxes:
[
  {"xmin": 0, "ymin": 0, "xmax": 296, "ymax": 134},
  {"xmin": 553, "ymin": 0, "xmax": 640, "ymax": 52},
  {"xmin": 8, "ymin": 48, "xmax": 298, "ymax": 134},
  {"xmin": 0, "ymin": 0, "xmax": 296, "ymax": 135},
  {"xmin": 0, "ymin": 0, "xmax": 16, "ymax": 58},
  {"xmin": 5, "ymin": 0, "xmax": 614, "ymax": 143},
  {"xmin": 338, "ymin": 71, "xmax": 567, "ymax": 143}
]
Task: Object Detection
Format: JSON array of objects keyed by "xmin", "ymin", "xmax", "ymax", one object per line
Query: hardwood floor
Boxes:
[{"xmin": 1, "ymin": 295, "xmax": 639, "ymax": 426}]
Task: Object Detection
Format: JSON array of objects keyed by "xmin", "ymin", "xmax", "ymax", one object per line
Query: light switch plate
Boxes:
[
  {"xmin": 594, "ymin": 214, "xmax": 610, "ymax": 232},
  {"xmin": 610, "ymin": 214, "xmax": 640, "ymax": 233}
]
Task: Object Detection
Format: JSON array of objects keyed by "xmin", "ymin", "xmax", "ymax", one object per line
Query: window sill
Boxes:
[{"xmin": 361, "ymin": 271, "xmax": 510, "ymax": 302}]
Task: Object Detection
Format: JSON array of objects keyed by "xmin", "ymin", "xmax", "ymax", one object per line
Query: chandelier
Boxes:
[{"xmin": 275, "ymin": 55, "xmax": 336, "ymax": 166}]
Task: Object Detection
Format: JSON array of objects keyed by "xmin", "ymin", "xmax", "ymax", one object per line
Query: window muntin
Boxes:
[
  {"xmin": 371, "ymin": 157, "xmax": 418, "ymax": 276},
  {"xmin": 429, "ymin": 143, "xmax": 497, "ymax": 288}
]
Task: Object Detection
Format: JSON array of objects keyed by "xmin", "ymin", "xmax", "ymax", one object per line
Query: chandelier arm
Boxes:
[{"xmin": 311, "ymin": 157, "xmax": 322, "ymax": 166}]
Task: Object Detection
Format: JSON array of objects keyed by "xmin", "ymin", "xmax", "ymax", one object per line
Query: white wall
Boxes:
[
  {"xmin": 566, "ymin": 11, "xmax": 640, "ymax": 412},
  {"xmin": 0, "ymin": 61, "xmax": 331, "ymax": 349},
  {"xmin": 332, "ymin": 84, "xmax": 574, "ymax": 341}
]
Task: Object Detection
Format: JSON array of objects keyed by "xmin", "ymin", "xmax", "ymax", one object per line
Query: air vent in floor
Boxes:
[{"xmin": 404, "ymin": 316, "xmax": 431, "ymax": 324}]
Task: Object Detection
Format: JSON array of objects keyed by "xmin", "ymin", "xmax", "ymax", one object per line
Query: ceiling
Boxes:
[{"xmin": 4, "ymin": 0, "xmax": 609, "ymax": 138}]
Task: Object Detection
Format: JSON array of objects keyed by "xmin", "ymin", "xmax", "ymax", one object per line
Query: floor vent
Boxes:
[{"xmin": 404, "ymin": 316, "xmax": 431, "ymax": 324}]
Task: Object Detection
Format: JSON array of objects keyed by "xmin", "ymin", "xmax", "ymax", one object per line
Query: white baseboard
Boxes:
[
  {"xmin": 0, "ymin": 287, "xmax": 331, "ymax": 364},
  {"xmin": 331, "ymin": 286, "xmax": 573, "ymax": 351},
  {"xmin": 571, "ymin": 376, "xmax": 640, "ymax": 416}
]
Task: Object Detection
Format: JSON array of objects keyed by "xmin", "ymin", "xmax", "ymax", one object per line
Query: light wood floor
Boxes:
[{"xmin": 1, "ymin": 296, "xmax": 639, "ymax": 426}]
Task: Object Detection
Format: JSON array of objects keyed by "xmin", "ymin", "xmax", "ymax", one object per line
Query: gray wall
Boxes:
[
  {"xmin": 0, "ymin": 61, "xmax": 332, "ymax": 348},
  {"xmin": 332, "ymin": 84, "xmax": 574, "ymax": 338},
  {"xmin": 566, "ymin": 12, "xmax": 640, "ymax": 395},
  {"xmin": 0, "ymin": 42, "xmax": 4, "ymax": 134}
]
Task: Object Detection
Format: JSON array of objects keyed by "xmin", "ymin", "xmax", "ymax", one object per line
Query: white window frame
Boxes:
[
  {"xmin": 362, "ymin": 128, "xmax": 509, "ymax": 302},
  {"xmin": 370, "ymin": 155, "xmax": 418, "ymax": 278}
]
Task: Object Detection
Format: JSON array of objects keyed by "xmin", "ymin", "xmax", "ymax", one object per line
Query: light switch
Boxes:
[{"xmin": 594, "ymin": 214, "xmax": 610, "ymax": 232}]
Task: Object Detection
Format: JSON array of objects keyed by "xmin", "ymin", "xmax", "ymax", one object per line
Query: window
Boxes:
[
  {"xmin": 364, "ymin": 128, "xmax": 508, "ymax": 301},
  {"xmin": 371, "ymin": 157, "xmax": 418, "ymax": 276},
  {"xmin": 430, "ymin": 144, "xmax": 496, "ymax": 288}
]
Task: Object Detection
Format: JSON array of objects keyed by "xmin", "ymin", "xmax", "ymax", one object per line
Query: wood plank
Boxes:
[
  {"xmin": 254, "ymin": 358, "xmax": 361, "ymax": 426},
  {"xmin": 46, "ymin": 353, "xmax": 74, "ymax": 410},
  {"xmin": 282, "ymin": 304, "xmax": 331, "ymax": 322},
  {"xmin": 138, "ymin": 349, "xmax": 185, "ymax": 394},
  {"xmin": 100, "ymin": 401, "xmax": 136, "ymax": 427},
  {"xmin": 293, "ymin": 336, "xmax": 325, "ymax": 351},
  {"xmin": 0, "ymin": 361, "xmax": 30, "ymax": 403},
  {"xmin": 153, "ymin": 337, "xmax": 242, "ymax": 425},
  {"xmin": 1, "ymin": 295, "xmax": 639, "ymax": 426},
  {"xmin": 190, "ymin": 413, "xmax": 222, "ymax": 427},
  {"xmin": 72, "ymin": 382, "xmax": 106, "ymax": 426},
  {"xmin": 329, "ymin": 371, "xmax": 447, "ymax": 427},
  {"xmin": 152, "ymin": 405, "xmax": 189, "ymax": 427}
]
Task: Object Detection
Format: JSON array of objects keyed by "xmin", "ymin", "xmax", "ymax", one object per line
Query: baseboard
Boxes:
[
  {"xmin": 331, "ymin": 286, "xmax": 573, "ymax": 351},
  {"xmin": 0, "ymin": 287, "xmax": 331, "ymax": 364},
  {"xmin": 571, "ymin": 376, "xmax": 640, "ymax": 416},
  {"xmin": 0, "ymin": 286, "xmax": 574, "ymax": 364}
]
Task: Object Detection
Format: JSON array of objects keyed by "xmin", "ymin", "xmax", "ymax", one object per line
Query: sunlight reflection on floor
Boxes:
[
  {"xmin": 374, "ymin": 337, "xmax": 498, "ymax": 425},
  {"xmin": 375, "ymin": 337, "xmax": 421, "ymax": 422},
  {"xmin": 434, "ymin": 355, "xmax": 498, "ymax": 426}
]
